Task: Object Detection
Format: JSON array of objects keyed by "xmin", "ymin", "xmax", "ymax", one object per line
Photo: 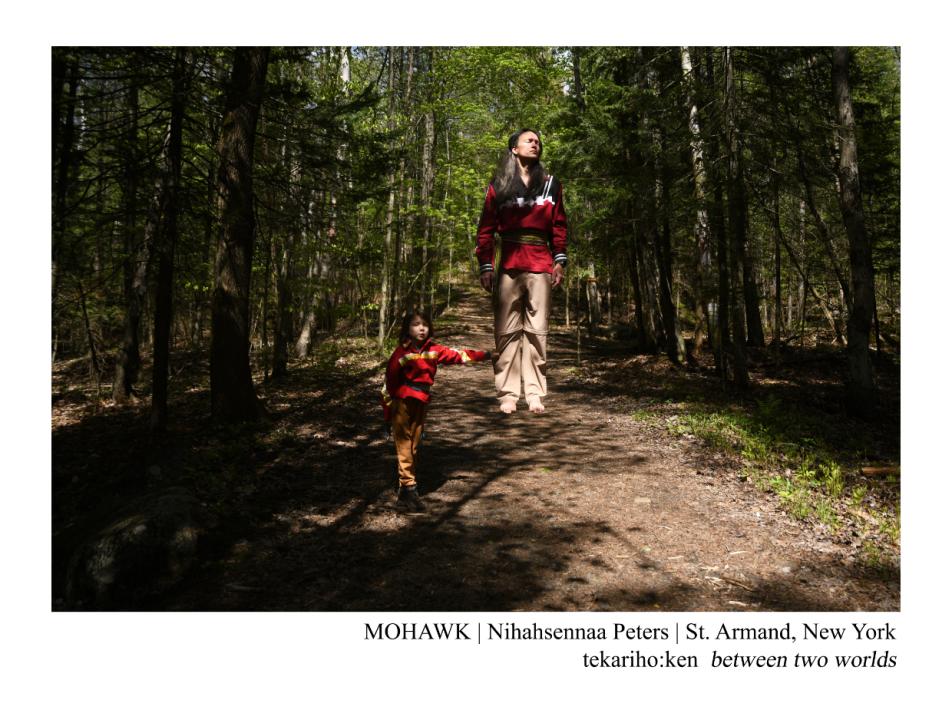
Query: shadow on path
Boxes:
[{"xmin": 54, "ymin": 291, "xmax": 899, "ymax": 611}]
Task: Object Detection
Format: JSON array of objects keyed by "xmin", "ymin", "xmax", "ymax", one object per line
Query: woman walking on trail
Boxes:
[{"xmin": 475, "ymin": 128, "xmax": 568, "ymax": 414}]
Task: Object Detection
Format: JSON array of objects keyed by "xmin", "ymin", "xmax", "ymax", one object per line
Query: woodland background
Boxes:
[
  {"xmin": 51, "ymin": 46, "xmax": 900, "ymax": 609},
  {"xmin": 51, "ymin": 46, "xmax": 898, "ymax": 420}
]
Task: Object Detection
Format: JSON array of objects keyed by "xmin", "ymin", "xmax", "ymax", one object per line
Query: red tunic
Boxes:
[
  {"xmin": 380, "ymin": 338, "xmax": 490, "ymax": 420},
  {"xmin": 475, "ymin": 176, "xmax": 568, "ymax": 274}
]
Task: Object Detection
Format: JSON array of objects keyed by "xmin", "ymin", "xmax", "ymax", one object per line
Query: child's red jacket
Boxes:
[{"xmin": 380, "ymin": 338, "xmax": 489, "ymax": 420}]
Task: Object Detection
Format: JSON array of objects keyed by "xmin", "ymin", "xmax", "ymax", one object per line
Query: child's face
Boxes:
[{"xmin": 409, "ymin": 316, "xmax": 429, "ymax": 343}]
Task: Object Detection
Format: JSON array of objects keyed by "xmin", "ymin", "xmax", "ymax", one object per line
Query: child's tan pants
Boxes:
[{"xmin": 391, "ymin": 396, "xmax": 427, "ymax": 487}]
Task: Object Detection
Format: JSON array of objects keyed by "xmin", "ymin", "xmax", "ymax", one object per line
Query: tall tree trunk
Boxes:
[
  {"xmin": 51, "ymin": 49, "xmax": 67, "ymax": 361},
  {"xmin": 295, "ymin": 193, "xmax": 326, "ymax": 358},
  {"xmin": 700, "ymin": 49, "xmax": 731, "ymax": 379},
  {"xmin": 760, "ymin": 68, "xmax": 786, "ymax": 349},
  {"xmin": 681, "ymin": 47, "xmax": 713, "ymax": 357},
  {"xmin": 797, "ymin": 199, "xmax": 808, "ymax": 341},
  {"xmin": 394, "ymin": 172, "xmax": 411, "ymax": 314},
  {"xmin": 724, "ymin": 47, "xmax": 749, "ymax": 387},
  {"xmin": 271, "ymin": 134, "xmax": 298, "ymax": 379},
  {"xmin": 52, "ymin": 50, "xmax": 66, "ymax": 157},
  {"xmin": 774, "ymin": 208, "xmax": 841, "ymax": 339},
  {"xmin": 635, "ymin": 220, "xmax": 659, "ymax": 351},
  {"xmin": 571, "ymin": 47, "xmax": 587, "ymax": 111},
  {"xmin": 210, "ymin": 47, "xmax": 270, "ymax": 422},
  {"xmin": 651, "ymin": 102, "xmax": 686, "ymax": 364},
  {"xmin": 418, "ymin": 106, "xmax": 436, "ymax": 311},
  {"xmin": 564, "ymin": 264, "xmax": 571, "ymax": 328},
  {"xmin": 394, "ymin": 48, "xmax": 414, "ymax": 315},
  {"xmin": 586, "ymin": 258, "xmax": 601, "ymax": 327},
  {"xmin": 723, "ymin": 49, "xmax": 764, "ymax": 349},
  {"xmin": 441, "ymin": 121, "xmax": 454, "ymax": 312},
  {"xmin": 638, "ymin": 48, "xmax": 684, "ymax": 362},
  {"xmin": 741, "ymin": 245, "xmax": 764, "ymax": 346},
  {"xmin": 833, "ymin": 47, "xmax": 876, "ymax": 415},
  {"xmin": 151, "ymin": 48, "xmax": 188, "ymax": 432},
  {"xmin": 656, "ymin": 198, "xmax": 685, "ymax": 363},
  {"xmin": 52, "ymin": 56, "xmax": 79, "ymax": 315},
  {"xmin": 377, "ymin": 50, "xmax": 399, "ymax": 346},
  {"xmin": 271, "ymin": 225, "xmax": 294, "ymax": 378},
  {"xmin": 741, "ymin": 238, "xmax": 765, "ymax": 347},
  {"xmin": 627, "ymin": 216, "xmax": 648, "ymax": 350},
  {"xmin": 713, "ymin": 156, "xmax": 731, "ymax": 376},
  {"xmin": 792, "ymin": 128, "xmax": 853, "ymax": 319},
  {"xmin": 771, "ymin": 155, "xmax": 783, "ymax": 346},
  {"xmin": 113, "ymin": 71, "xmax": 144, "ymax": 403},
  {"xmin": 378, "ymin": 170, "xmax": 400, "ymax": 345},
  {"xmin": 76, "ymin": 278, "xmax": 102, "ymax": 395}
]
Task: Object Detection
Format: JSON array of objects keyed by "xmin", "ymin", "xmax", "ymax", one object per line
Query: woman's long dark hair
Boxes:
[{"xmin": 492, "ymin": 128, "xmax": 546, "ymax": 206}]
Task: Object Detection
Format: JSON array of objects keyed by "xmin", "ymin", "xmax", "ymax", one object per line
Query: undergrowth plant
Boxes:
[{"xmin": 633, "ymin": 393, "xmax": 899, "ymax": 569}]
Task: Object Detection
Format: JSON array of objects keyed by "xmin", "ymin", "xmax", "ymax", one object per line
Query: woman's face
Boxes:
[
  {"xmin": 409, "ymin": 316, "xmax": 429, "ymax": 343},
  {"xmin": 511, "ymin": 132, "xmax": 541, "ymax": 162}
]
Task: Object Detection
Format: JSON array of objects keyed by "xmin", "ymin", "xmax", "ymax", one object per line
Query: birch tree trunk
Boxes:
[
  {"xmin": 378, "ymin": 169, "xmax": 400, "ymax": 345},
  {"xmin": 396, "ymin": 48, "xmax": 415, "ymax": 315},
  {"xmin": 681, "ymin": 48, "xmax": 713, "ymax": 356},
  {"xmin": 586, "ymin": 259, "xmax": 601, "ymax": 326},
  {"xmin": 418, "ymin": 106, "xmax": 436, "ymax": 311},
  {"xmin": 377, "ymin": 50, "xmax": 399, "ymax": 346}
]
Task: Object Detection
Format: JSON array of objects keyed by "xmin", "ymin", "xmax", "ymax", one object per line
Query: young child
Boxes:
[{"xmin": 381, "ymin": 311, "xmax": 490, "ymax": 512}]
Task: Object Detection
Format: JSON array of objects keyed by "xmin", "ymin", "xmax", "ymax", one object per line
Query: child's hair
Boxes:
[{"xmin": 398, "ymin": 310, "xmax": 433, "ymax": 343}]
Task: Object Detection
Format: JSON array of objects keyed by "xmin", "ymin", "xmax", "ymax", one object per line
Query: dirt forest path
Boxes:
[{"xmin": 157, "ymin": 292, "xmax": 898, "ymax": 612}]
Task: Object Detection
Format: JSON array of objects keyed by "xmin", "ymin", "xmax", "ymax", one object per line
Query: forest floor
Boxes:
[{"xmin": 52, "ymin": 290, "xmax": 900, "ymax": 611}]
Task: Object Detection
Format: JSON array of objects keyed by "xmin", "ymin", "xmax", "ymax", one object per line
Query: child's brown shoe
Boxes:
[{"xmin": 397, "ymin": 486, "xmax": 426, "ymax": 513}]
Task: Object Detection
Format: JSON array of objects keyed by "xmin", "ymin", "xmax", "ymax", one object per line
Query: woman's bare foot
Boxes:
[
  {"xmin": 528, "ymin": 398, "xmax": 545, "ymax": 414},
  {"xmin": 500, "ymin": 399, "xmax": 517, "ymax": 414}
]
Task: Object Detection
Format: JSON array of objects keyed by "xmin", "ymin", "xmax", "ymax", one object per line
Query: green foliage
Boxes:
[
  {"xmin": 881, "ymin": 510, "xmax": 900, "ymax": 544},
  {"xmin": 636, "ymin": 389, "xmax": 896, "ymax": 561},
  {"xmin": 310, "ymin": 337, "xmax": 389, "ymax": 373},
  {"xmin": 630, "ymin": 408, "xmax": 657, "ymax": 424},
  {"xmin": 812, "ymin": 497, "xmax": 840, "ymax": 529},
  {"xmin": 819, "ymin": 460, "xmax": 845, "ymax": 497},
  {"xmin": 850, "ymin": 484, "xmax": 868, "ymax": 507},
  {"xmin": 52, "ymin": 45, "xmax": 899, "ymax": 434}
]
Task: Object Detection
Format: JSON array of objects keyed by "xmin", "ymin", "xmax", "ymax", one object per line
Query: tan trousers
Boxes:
[
  {"xmin": 494, "ymin": 270, "xmax": 551, "ymax": 403},
  {"xmin": 392, "ymin": 396, "xmax": 427, "ymax": 487}
]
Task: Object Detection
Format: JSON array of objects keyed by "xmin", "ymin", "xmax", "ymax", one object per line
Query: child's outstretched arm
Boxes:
[{"xmin": 434, "ymin": 345, "xmax": 491, "ymax": 365}]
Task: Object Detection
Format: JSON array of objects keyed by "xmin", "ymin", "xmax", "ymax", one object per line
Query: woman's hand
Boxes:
[
  {"xmin": 480, "ymin": 271, "xmax": 494, "ymax": 293},
  {"xmin": 551, "ymin": 263, "xmax": 565, "ymax": 287}
]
